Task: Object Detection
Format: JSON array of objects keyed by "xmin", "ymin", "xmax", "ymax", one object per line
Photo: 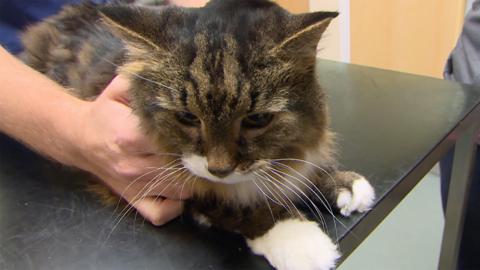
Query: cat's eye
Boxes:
[
  {"xmin": 175, "ymin": 111, "xmax": 200, "ymax": 127},
  {"xmin": 241, "ymin": 113, "xmax": 274, "ymax": 129}
]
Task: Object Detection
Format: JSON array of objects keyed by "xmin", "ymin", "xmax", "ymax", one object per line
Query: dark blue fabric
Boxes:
[{"xmin": 0, "ymin": 0, "xmax": 109, "ymax": 54}]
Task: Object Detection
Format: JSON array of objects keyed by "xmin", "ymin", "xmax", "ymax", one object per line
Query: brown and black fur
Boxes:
[{"xmin": 20, "ymin": 0, "xmax": 363, "ymax": 242}]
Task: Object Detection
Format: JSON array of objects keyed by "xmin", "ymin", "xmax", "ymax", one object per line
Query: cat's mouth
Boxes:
[{"xmin": 182, "ymin": 154, "xmax": 266, "ymax": 184}]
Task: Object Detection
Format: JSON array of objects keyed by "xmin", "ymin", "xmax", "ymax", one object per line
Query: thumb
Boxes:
[
  {"xmin": 102, "ymin": 75, "xmax": 132, "ymax": 106},
  {"xmin": 133, "ymin": 197, "xmax": 185, "ymax": 226}
]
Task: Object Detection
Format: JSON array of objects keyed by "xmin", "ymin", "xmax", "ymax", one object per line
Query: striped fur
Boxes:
[{"xmin": 19, "ymin": 2, "xmax": 375, "ymax": 269}]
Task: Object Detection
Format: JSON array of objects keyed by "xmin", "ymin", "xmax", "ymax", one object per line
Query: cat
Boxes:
[{"xmin": 20, "ymin": 1, "xmax": 375, "ymax": 269}]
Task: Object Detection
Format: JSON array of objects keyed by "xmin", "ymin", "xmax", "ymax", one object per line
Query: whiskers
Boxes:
[
  {"xmin": 251, "ymin": 158, "xmax": 352, "ymax": 245},
  {"xmin": 101, "ymin": 156, "xmax": 195, "ymax": 247}
]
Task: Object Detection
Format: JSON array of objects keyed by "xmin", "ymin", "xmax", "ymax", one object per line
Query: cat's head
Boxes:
[{"xmin": 100, "ymin": 0, "xmax": 337, "ymax": 195}]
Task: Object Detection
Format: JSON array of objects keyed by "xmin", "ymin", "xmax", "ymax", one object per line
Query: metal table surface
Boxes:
[{"xmin": 1, "ymin": 60, "xmax": 480, "ymax": 270}]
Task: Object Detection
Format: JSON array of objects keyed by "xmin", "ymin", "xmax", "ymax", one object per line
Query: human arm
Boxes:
[
  {"xmin": 0, "ymin": 46, "xmax": 189, "ymax": 225},
  {"xmin": 168, "ymin": 0, "xmax": 208, "ymax": 7}
]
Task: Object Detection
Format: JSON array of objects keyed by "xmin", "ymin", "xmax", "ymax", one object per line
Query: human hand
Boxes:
[
  {"xmin": 75, "ymin": 75, "xmax": 191, "ymax": 226},
  {"xmin": 168, "ymin": 0, "xmax": 208, "ymax": 7}
]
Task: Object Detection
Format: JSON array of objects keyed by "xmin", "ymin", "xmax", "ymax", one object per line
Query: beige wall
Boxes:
[
  {"xmin": 350, "ymin": 0, "xmax": 465, "ymax": 78},
  {"xmin": 274, "ymin": 0, "xmax": 309, "ymax": 13},
  {"xmin": 278, "ymin": 0, "xmax": 466, "ymax": 78},
  {"xmin": 210, "ymin": 0, "xmax": 466, "ymax": 78}
]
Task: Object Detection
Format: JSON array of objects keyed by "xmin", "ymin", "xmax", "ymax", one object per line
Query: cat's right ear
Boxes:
[
  {"xmin": 98, "ymin": 6, "xmax": 170, "ymax": 53},
  {"xmin": 268, "ymin": 11, "xmax": 338, "ymax": 66}
]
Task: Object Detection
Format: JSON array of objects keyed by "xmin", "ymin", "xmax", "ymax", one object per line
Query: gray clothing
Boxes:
[
  {"xmin": 444, "ymin": 1, "xmax": 480, "ymax": 85},
  {"xmin": 442, "ymin": 2, "xmax": 480, "ymax": 269}
]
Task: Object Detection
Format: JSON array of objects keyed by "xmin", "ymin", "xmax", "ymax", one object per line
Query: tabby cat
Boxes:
[{"xmin": 20, "ymin": 1, "xmax": 375, "ymax": 269}]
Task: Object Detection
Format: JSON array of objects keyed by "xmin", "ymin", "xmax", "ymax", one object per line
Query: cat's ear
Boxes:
[
  {"xmin": 270, "ymin": 11, "xmax": 338, "ymax": 63},
  {"xmin": 98, "ymin": 6, "xmax": 169, "ymax": 52}
]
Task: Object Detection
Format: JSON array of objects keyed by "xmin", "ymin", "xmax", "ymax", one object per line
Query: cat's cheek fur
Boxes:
[
  {"xmin": 247, "ymin": 218, "xmax": 340, "ymax": 270},
  {"xmin": 336, "ymin": 177, "xmax": 375, "ymax": 217}
]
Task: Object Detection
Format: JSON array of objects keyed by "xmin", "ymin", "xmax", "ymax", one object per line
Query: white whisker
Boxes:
[
  {"xmin": 252, "ymin": 174, "xmax": 284, "ymax": 206},
  {"xmin": 261, "ymin": 168, "xmax": 328, "ymax": 232},
  {"xmin": 105, "ymin": 165, "xmax": 186, "ymax": 245},
  {"xmin": 268, "ymin": 161, "xmax": 358, "ymax": 243},
  {"xmin": 257, "ymin": 170, "xmax": 303, "ymax": 219},
  {"xmin": 269, "ymin": 162, "xmax": 335, "ymax": 215},
  {"xmin": 112, "ymin": 158, "xmax": 182, "ymax": 214},
  {"xmin": 97, "ymin": 54, "xmax": 179, "ymax": 92},
  {"xmin": 112, "ymin": 161, "xmax": 183, "ymax": 223},
  {"xmin": 253, "ymin": 177, "xmax": 276, "ymax": 224},
  {"xmin": 179, "ymin": 173, "xmax": 195, "ymax": 199},
  {"xmin": 254, "ymin": 172, "xmax": 295, "ymax": 217},
  {"xmin": 265, "ymin": 166, "xmax": 329, "ymax": 237},
  {"xmin": 267, "ymin": 158, "xmax": 338, "ymax": 189}
]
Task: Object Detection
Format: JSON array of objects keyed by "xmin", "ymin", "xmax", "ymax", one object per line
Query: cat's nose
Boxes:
[{"xmin": 208, "ymin": 166, "xmax": 234, "ymax": 178}]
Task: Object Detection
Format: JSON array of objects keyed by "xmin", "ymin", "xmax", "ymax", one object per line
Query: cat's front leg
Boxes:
[
  {"xmin": 247, "ymin": 217, "xmax": 340, "ymax": 270},
  {"xmin": 247, "ymin": 170, "xmax": 375, "ymax": 270},
  {"xmin": 320, "ymin": 171, "xmax": 375, "ymax": 217},
  {"xmin": 189, "ymin": 201, "xmax": 340, "ymax": 270}
]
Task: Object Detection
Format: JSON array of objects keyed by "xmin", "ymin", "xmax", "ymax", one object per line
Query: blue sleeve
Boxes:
[{"xmin": 0, "ymin": 0, "xmax": 109, "ymax": 54}]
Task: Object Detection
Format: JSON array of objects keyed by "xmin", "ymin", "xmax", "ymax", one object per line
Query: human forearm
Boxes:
[
  {"xmin": 0, "ymin": 46, "xmax": 86, "ymax": 167},
  {"xmin": 168, "ymin": 0, "xmax": 208, "ymax": 7},
  {"xmin": 0, "ymin": 47, "xmax": 190, "ymax": 224}
]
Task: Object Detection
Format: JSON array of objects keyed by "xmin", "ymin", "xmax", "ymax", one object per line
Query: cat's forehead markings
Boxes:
[
  {"xmin": 186, "ymin": 33, "xmax": 248, "ymax": 112},
  {"xmin": 253, "ymin": 96, "xmax": 289, "ymax": 113}
]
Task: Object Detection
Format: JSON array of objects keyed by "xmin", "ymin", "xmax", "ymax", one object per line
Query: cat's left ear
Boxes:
[
  {"xmin": 270, "ymin": 11, "xmax": 338, "ymax": 63},
  {"xmin": 98, "ymin": 6, "xmax": 173, "ymax": 53}
]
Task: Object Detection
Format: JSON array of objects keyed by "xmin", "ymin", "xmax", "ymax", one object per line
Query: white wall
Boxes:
[{"xmin": 310, "ymin": 0, "xmax": 350, "ymax": 62}]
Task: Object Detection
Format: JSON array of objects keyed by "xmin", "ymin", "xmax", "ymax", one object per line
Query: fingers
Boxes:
[
  {"xmin": 85, "ymin": 75, "xmax": 190, "ymax": 227},
  {"xmin": 101, "ymin": 76, "xmax": 156, "ymax": 154},
  {"xmin": 114, "ymin": 118, "xmax": 158, "ymax": 155},
  {"xmin": 103, "ymin": 75, "xmax": 132, "ymax": 105},
  {"xmin": 150, "ymin": 181, "xmax": 192, "ymax": 200},
  {"xmin": 126, "ymin": 169, "xmax": 192, "ymax": 200},
  {"xmin": 97, "ymin": 75, "xmax": 191, "ymax": 225},
  {"xmin": 133, "ymin": 197, "xmax": 184, "ymax": 226},
  {"xmin": 117, "ymin": 180, "xmax": 189, "ymax": 225},
  {"xmin": 124, "ymin": 182, "xmax": 191, "ymax": 201},
  {"xmin": 169, "ymin": 0, "xmax": 208, "ymax": 7},
  {"xmin": 121, "ymin": 153, "xmax": 192, "ymax": 200}
]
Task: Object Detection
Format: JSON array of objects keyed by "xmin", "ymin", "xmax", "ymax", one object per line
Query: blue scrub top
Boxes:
[{"xmin": 0, "ymin": 0, "xmax": 108, "ymax": 54}]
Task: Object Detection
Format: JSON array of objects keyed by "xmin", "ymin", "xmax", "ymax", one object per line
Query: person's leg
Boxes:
[{"xmin": 440, "ymin": 145, "xmax": 480, "ymax": 269}]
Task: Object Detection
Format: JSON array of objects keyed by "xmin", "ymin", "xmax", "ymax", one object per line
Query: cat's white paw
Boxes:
[
  {"xmin": 336, "ymin": 177, "xmax": 375, "ymax": 217},
  {"xmin": 247, "ymin": 218, "xmax": 340, "ymax": 270}
]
